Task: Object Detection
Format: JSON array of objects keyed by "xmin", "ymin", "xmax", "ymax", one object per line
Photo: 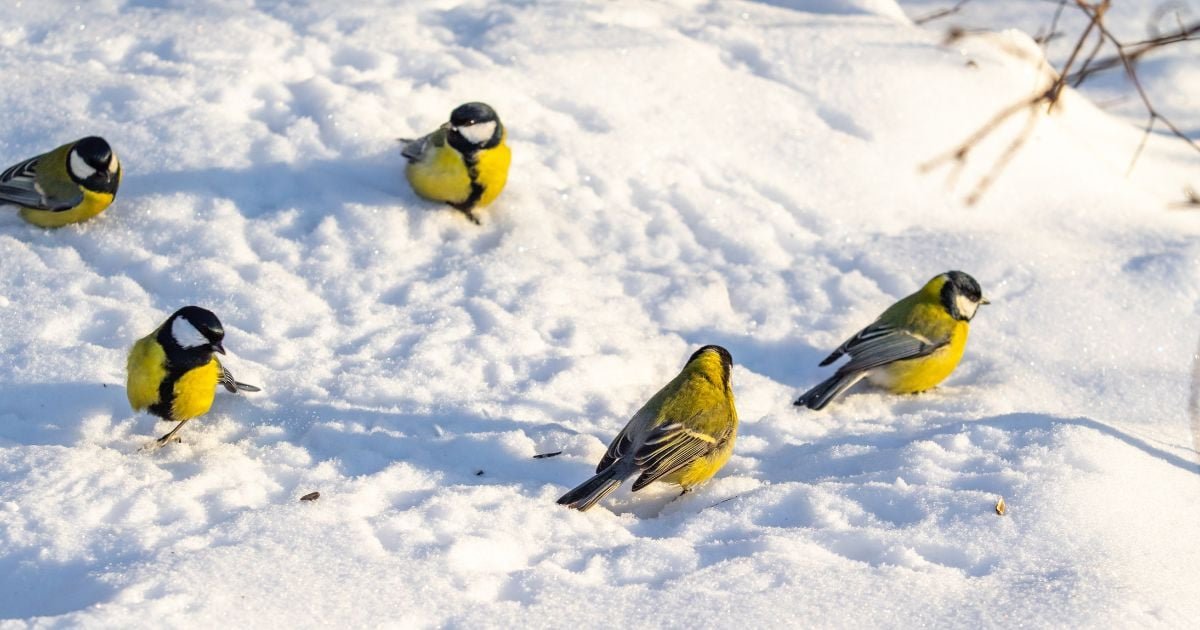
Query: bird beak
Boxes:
[
  {"xmin": 212, "ymin": 343, "xmax": 226, "ymax": 355},
  {"xmin": 980, "ymin": 297, "xmax": 991, "ymax": 305}
]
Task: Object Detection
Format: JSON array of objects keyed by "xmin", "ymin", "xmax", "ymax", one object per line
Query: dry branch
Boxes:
[{"xmin": 920, "ymin": 0, "xmax": 1200, "ymax": 205}]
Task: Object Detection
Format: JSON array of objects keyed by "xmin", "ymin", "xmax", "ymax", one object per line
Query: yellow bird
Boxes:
[
  {"xmin": 127, "ymin": 306, "xmax": 260, "ymax": 447},
  {"xmin": 557, "ymin": 345, "xmax": 738, "ymax": 512},
  {"xmin": 0, "ymin": 136, "xmax": 121, "ymax": 227},
  {"xmin": 400, "ymin": 102, "xmax": 510, "ymax": 224},
  {"xmin": 795, "ymin": 271, "xmax": 989, "ymax": 410}
]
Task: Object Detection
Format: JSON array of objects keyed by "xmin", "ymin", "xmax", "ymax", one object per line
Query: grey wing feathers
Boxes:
[
  {"xmin": 1, "ymin": 155, "xmax": 39, "ymax": 184},
  {"xmin": 797, "ymin": 325, "xmax": 948, "ymax": 410},
  {"xmin": 820, "ymin": 322, "xmax": 892, "ymax": 366},
  {"xmin": 400, "ymin": 125, "xmax": 448, "ymax": 163},
  {"xmin": 400, "ymin": 136, "xmax": 429, "ymax": 162},
  {"xmin": 219, "ymin": 363, "xmax": 261, "ymax": 394},
  {"xmin": 836, "ymin": 326, "xmax": 948, "ymax": 373},
  {"xmin": 596, "ymin": 423, "xmax": 633, "ymax": 473},
  {"xmin": 0, "ymin": 183, "xmax": 46, "ymax": 208},
  {"xmin": 0, "ymin": 156, "xmax": 53, "ymax": 209},
  {"xmin": 630, "ymin": 419, "xmax": 722, "ymax": 491}
]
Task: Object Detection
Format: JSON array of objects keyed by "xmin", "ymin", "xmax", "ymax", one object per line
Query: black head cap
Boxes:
[
  {"xmin": 939, "ymin": 271, "xmax": 986, "ymax": 321},
  {"xmin": 688, "ymin": 344, "xmax": 733, "ymax": 384},
  {"xmin": 74, "ymin": 136, "xmax": 113, "ymax": 170},
  {"xmin": 167, "ymin": 306, "xmax": 226, "ymax": 353},
  {"xmin": 68, "ymin": 136, "xmax": 119, "ymax": 194},
  {"xmin": 449, "ymin": 102, "xmax": 499, "ymax": 127}
]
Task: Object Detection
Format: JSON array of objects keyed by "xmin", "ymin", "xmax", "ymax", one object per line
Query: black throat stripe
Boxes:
[{"xmin": 448, "ymin": 150, "xmax": 486, "ymax": 217}]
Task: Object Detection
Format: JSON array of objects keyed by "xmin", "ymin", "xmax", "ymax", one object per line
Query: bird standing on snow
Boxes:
[
  {"xmin": 400, "ymin": 102, "xmax": 511, "ymax": 224},
  {"xmin": 557, "ymin": 345, "xmax": 739, "ymax": 512},
  {"xmin": 0, "ymin": 136, "xmax": 121, "ymax": 228},
  {"xmin": 127, "ymin": 306, "xmax": 260, "ymax": 448},
  {"xmin": 794, "ymin": 270, "xmax": 989, "ymax": 410}
]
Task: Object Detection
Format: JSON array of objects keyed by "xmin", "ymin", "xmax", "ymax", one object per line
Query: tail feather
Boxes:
[
  {"xmin": 556, "ymin": 466, "xmax": 624, "ymax": 512},
  {"xmin": 219, "ymin": 364, "xmax": 261, "ymax": 394},
  {"xmin": 794, "ymin": 372, "xmax": 866, "ymax": 410}
]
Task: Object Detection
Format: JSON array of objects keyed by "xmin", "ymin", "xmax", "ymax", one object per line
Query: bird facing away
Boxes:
[
  {"xmin": 557, "ymin": 345, "xmax": 739, "ymax": 512},
  {"xmin": 400, "ymin": 102, "xmax": 511, "ymax": 224},
  {"xmin": 0, "ymin": 136, "xmax": 121, "ymax": 227},
  {"xmin": 794, "ymin": 271, "xmax": 989, "ymax": 410},
  {"xmin": 126, "ymin": 306, "xmax": 260, "ymax": 447}
]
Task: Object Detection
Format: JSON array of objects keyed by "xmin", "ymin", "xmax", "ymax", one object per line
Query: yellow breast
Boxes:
[
  {"xmin": 473, "ymin": 142, "xmax": 511, "ymax": 208},
  {"xmin": 126, "ymin": 335, "xmax": 220, "ymax": 421},
  {"xmin": 20, "ymin": 190, "xmax": 115, "ymax": 228},
  {"xmin": 171, "ymin": 358, "xmax": 221, "ymax": 421},
  {"xmin": 870, "ymin": 322, "xmax": 970, "ymax": 394},
  {"xmin": 404, "ymin": 140, "xmax": 511, "ymax": 209}
]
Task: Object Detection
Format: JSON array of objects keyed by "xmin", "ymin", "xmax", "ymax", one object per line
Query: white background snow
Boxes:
[{"xmin": 1, "ymin": 0, "xmax": 1198, "ymax": 627}]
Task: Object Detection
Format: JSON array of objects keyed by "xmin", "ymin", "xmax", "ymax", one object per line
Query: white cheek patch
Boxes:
[
  {"xmin": 457, "ymin": 121, "xmax": 496, "ymax": 145},
  {"xmin": 955, "ymin": 294, "xmax": 979, "ymax": 320},
  {"xmin": 172, "ymin": 317, "xmax": 210, "ymax": 349},
  {"xmin": 108, "ymin": 152, "xmax": 119, "ymax": 172},
  {"xmin": 68, "ymin": 150, "xmax": 96, "ymax": 180}
]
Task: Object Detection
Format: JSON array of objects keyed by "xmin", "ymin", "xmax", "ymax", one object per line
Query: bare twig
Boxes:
[
  {"xmin": 921, "ymin": 0, "xmax": 1200, "ymax": 205},
  {"xmin": 1075, "ymin": 1, "xmax": 1200, "ymax": 158},
  {"xmin": 1046, "ymin": 0, "xmax": 1108, "ymax": 112},
  {"xmin": 965, "ymin": 108, "xmax": 1040, "ymax": 205},
  {"xmin": 1067, "ymin": 20, "xmax": 1200, "ymax": 84},
  {"xmin": 914, "ymin": 0, "xmax": 975, "ymax": 26},
  {"xmin": 1037, "ymin": 0, "xmax": 1070, "ymax": 46},
  {"xmin": 920, "ymin": 96, "xmax": 1041, "ymax": 175},
  {"xmin": 1071, "ymin": 20, "xmax": 1109, "ymax": 87}
]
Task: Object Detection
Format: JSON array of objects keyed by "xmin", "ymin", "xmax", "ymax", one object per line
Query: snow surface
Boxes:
[{"xmin": 1, "ymin": 0, "xmax": 1198, "ymax": 627}]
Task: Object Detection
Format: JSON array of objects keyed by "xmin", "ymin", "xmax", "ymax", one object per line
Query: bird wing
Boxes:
[
  {"xmin": 0, "ymin": 154, "xmax": 81, "ymax": 211},
  {"xmin": 819, "ymin": 321, "xmax": 893, "ymax": 366},
  {"xmin": 0, "ymin": 156, "xmax": 50, "ymax": 208},
  {"xmin": 399, "ymin": 125, "xmax": 448, "ymax": 163},
  {"xmin": 218, "ymin": 360, "xmax": 261, "ymax": 393},
  {"xmin": 596, "ymin": 420, "xmax": 634, "ymax": 473},
  {"xmin": 630, "ymin": 415, "xmax": 728, "ymax": 491},
  {"xmin": 835, "ymin": 325, "xmax": 949, "ymax": 373}
]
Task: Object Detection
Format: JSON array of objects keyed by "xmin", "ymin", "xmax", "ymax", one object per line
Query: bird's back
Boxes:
[
  {"xmin": 658, "ymin": 368, "xmax": 738, "ymax": 488},
  {"xmin": 879, "ymin": 284, "xmax": 958, "ymax": 341},
  {"xmin": 32, "ymin": 141, "xmax": 81, "ymax": 204}
]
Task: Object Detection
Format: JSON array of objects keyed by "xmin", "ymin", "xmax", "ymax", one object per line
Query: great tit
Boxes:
[
  {"xmin": 126, "ymin": 306, "xmax": 260, "ymax": 447},
  {"xmin": 795, "ymin": 271, "xmax": 989, "ymax": 410},
  {"xmin": 0, "ymin": 136, "xmax": 121, "ymax": 228},
  {"xmin": 400, "ymin": 102, "xmax": 510, "ymax": 224},
  {"xmin": 557, "ymin": 345, "xmax": 739, "ymax": 512}
]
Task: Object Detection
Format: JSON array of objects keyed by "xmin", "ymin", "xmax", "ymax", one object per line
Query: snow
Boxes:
[{"xmin": 1, "ymin": 0, "xmax": 1198, "ymax": 627}]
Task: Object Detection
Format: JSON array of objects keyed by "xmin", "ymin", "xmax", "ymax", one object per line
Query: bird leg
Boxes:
[{"xmin": 154, "ymin": 419, "xmax": 191, "ymax": 447}]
